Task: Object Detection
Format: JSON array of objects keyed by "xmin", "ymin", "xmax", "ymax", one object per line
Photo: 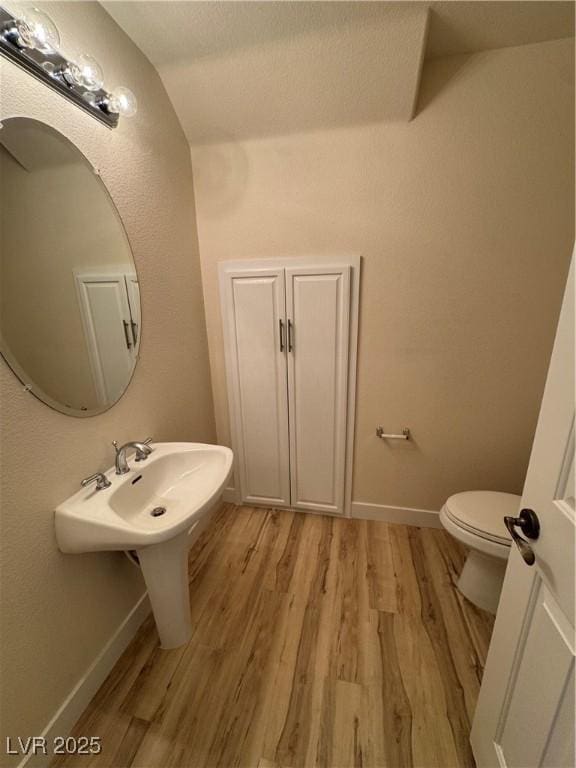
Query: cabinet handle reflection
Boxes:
[
  {"xmin": 131, "ymin": 321, "xmax": 138, "ymax": 346},
  {"xmin": 123, "ymin": 320, "xmax": 132, "ymax": 350}
]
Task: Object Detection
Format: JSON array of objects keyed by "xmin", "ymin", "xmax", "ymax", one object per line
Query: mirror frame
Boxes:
[{"xmin": 0, "ymin": 115, "xmax": 142, "ymax": 417}]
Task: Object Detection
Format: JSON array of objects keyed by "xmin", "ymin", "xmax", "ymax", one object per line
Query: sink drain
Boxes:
[{"xmin": 150, "ymin": 506, "xmax": 166, "ymax": 517}]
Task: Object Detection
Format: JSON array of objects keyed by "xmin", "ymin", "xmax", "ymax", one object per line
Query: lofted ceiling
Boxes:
[
  {"xmin": 102, "ymin": 1, "xmax": 575, "ymax": 145},
  {"xmin": 426, "ymin": 1, "xmax": 574, "ymax": 58}
]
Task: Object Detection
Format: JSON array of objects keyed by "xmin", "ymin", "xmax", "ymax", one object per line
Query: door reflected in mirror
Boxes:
[{"xmin": 0, "ymin": 117, "xmax": 141, "ymax": 416}]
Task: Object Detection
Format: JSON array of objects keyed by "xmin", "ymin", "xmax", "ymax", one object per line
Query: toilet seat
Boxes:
[{"xmin": 440, "ymin": 491, "xmax": 518, "ymax": 560}]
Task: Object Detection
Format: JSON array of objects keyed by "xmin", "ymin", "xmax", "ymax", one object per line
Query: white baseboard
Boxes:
[
  {"xmin": 221, "ymin": 490, "xmax": 440, "ymax": 529},
  {"xmin": 222, "ymin": 486, "xmax": 237, "ymax": 504},
  {"xmin": 18, "ymin": 593, "xmax": 151, "ymax": 768},
  {"xmin": 221, "ymin": 490, "xmax": 439, "ymax": 529},
  {"xmin": 351, "ymin": 500, "xmax": 441, "ymax": 528}
]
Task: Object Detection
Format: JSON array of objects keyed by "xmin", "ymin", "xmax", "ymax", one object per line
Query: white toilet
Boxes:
[{"xmin": 440, "ymin": 490, "xmax": 519, "ymax": 614}]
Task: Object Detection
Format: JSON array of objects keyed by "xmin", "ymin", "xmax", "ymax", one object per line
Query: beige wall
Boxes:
[
  {"xmin": 0, "ymin": 1, "xmax": 215, "ymax": 757},
  {"xmin": 192, "ymin": 38, "xmax": 574, "ymax": 511}
]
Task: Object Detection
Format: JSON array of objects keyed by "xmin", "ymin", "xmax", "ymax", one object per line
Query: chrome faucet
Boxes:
[
  {"xmin": 112, "ymin": 437, "xmax": 153, "ymax": 475},
  {"xmin": 81, "ymin": 471, "xmax": 111, "ymax": 491}
]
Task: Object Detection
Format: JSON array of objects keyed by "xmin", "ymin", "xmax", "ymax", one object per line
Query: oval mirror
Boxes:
[{"xmin": 0, "ymin": 117, "xmax": 141, "ymax": 416}]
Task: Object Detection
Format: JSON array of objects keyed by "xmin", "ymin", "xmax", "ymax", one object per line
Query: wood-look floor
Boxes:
[{"xmin": 53, "ymin": 504, "xmax": 495, "ymax": 768}]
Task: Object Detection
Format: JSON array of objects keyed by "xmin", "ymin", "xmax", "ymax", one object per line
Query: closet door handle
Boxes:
[
  {"xmin": 279, "ymin": 319, "xmax": 285, "ymax": 352},
  {"xmin": 122, "ymin": 320, "xmax": 132, "ymax": 350},
  {"xmin": 131, "ymin": 320, "xmax": 138, "ymax": 346},
  {"xmin": 288, "ymin": 319, "xmax": 294, "ymax": 352}
]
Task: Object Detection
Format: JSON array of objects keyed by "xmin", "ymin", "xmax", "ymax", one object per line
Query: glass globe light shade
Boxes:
[
  {"xmin": 82, "ymin": 91, "xmax": 98, "ymax": 107},
  {"xmin": 108, "ymin": 86, "xmax": 137, "ymax": 118},
  {"xmin": 16, "ymin": 8, "xmax": 60, "ymax": 53},
  {"xmin": 70, "ymin": 54, "xmax": 104, "ymax": 92}
]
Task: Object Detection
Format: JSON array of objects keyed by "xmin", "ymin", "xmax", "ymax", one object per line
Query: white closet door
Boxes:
[
  {"xmin": 286, "ymin": 266, "xmax": 350, "ymax": 514},
  {"xmin": 75, "ymin": 272, "xmax": 134, "ymax": 406},
  {"xmin": 222, "ymin": 269, "xmax": 291, "ymax": 506}
]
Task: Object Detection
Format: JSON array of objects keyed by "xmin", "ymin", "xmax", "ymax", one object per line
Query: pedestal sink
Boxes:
[{"xmin": 55, "ymin": 443, "xmax": 233, "ymax": 648}]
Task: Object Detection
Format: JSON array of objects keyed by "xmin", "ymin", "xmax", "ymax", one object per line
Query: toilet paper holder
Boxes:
[{"xmin": 376, "ymin": 426, "xmax": 411, "ymax": 440}]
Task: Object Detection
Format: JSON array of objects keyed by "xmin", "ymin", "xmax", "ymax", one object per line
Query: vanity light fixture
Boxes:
[{"xmin": 0, "ymin": 5, "xmax": 137, "ymax": 128}]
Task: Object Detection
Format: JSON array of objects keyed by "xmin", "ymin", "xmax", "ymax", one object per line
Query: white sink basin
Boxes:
[
  {"xmin": 56, "ymin": 443, "xmax": 233, "ymax": 552},
  {"xmin": 55, "ymin": 442, "xmax": 233, "ymax": 648}
]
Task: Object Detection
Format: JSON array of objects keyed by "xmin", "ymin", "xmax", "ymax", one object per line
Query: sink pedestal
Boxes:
[{"xmin": 137, "ymin": 531, "xmax": 191, "ymax": 649}]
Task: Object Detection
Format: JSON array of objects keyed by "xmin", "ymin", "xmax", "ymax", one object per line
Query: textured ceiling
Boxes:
[{"xmin": 102, "ymin": 1, "xmax": 575, "ymax": 145}]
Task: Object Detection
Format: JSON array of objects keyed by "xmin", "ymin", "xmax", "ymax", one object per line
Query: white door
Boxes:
[
  {"xmin": 286, "ymin": 266, "xmax": 351, "ymax": 514},
  {"xmin": 75, "ymin": 272, "xmax": 135, "ymax": 406},
  {"xmin": 124, "ymin": 272, "xmax": 141, "ymax": 355},
  {"xmin": 220, "ymin": 268, "xmax": 291, "ymax": 507},
  {"xmin": 471, "ymin": 257, "xmax": 575, "ymax": 767}
]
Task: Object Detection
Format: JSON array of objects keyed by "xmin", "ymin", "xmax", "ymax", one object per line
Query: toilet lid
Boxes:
[{"xmin": 444, "ymin": 491, "xmax": 519, "ymax": 545}]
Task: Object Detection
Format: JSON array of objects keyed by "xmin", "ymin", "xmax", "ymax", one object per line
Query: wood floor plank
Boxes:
[
  {"xmin": 388, "ymin": 523, "xmax": 423, "ymax": 617},
  {"xmin": 391, "ymin": 526, "xmax": 462, "ymax": 767},
  {"xmin": 302, "ymin": 518, "xmax": 342, "ymax": 767},
  {"xmin": 274, "ymin": 512, "xmax": 307, "ymax": 593},
  {"xmin": 204, "ymin": 589, "xmax": 286, "ymax": 767},
  {"xmin": 377, "ymin": 611, "xmax": 413, "ymax": 767},
  {"xmin": 119, "ymin": 644, "xmax": 187, "ymax": 723},
  {"xmin": 306, "ymin": 514, "xmax": 334, "ymax": 607},
  {"xmin": 393, "ymin": 613, "xmax": 462, "ymax": 767},
  {"xmin": 186, "ymin": 502, "xmax": 235, "ymax": 583},
  {"xmin": 112, "ymin": 717, "xmax": 149, "ymax": 768},
  {"xmin": 52, "ymin": 506, "xmax": 493, "ymax": 768},
  {"xmin": 271, "ymin": 515, "xmax": 339, "ymax": 768},
  {"xmin": 333, "ymin": 518, "xmax": 363, "ymax": 683},
  {"xmin": 419, "ymin": 528, "xmax": 485, "ymax": 721},
  {"xmin": 329, "ymin": 681, "xmax": 364, "ymax": 768},
  {"xmin": 257, "ymin": 509, "xmax": 297, "ymax": 591},
  {"xmin": 90, "ymin": 614, "xmax": 159, "ymax": 710},
  {"xmin": 427, "ymin": 530, "xmax": 495, "ymax": 668},
  {"xmin": 130, "ymin": 642, "xmax": 223, "ymax": 767},
  {"xmin": 435, "ymin": 526, "xmax": 467, "ymax": 576},
  {"xmin": 255, "ymin": 516, "xmax": 335, "ymax": 766},
  {"xmin": 273, "ymin": 603, "xmax": 322, "ymax": 767},
  {"xmin": 339, "ymin": 609, "xmax": 389, "ymax": 767},
  {"xmin": 259, "ymin": 589, "xmax": 310, "ymax": 764},
  {"xmin": 366, "ymin": 520, "xmax": 399, "ymax": 613},
  {"xmin": 196, "ymin": 515, "xmax": 285, "ymax": 651},
  {"xmin": 408, "ymin": 528, "xmax": 476, "ymax": 767}
]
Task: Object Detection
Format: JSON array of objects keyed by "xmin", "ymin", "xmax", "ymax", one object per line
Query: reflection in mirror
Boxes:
[{"xmin": 0, "ymin": 118, "xmax": 140, "ymax": 416}]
